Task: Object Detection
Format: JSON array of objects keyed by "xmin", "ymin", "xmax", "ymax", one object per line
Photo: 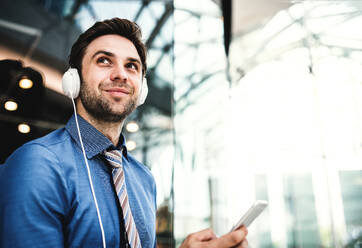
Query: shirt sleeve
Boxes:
[{"xmin": 0, "ymin": 143, "xmax": 68, "ymax": 248}]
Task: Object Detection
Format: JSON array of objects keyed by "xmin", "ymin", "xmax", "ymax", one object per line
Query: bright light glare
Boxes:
[
  {"xmin": 19, "ymin": 78, "xmax": 33, "ymax": 89},
  {"xmin": 126, "ymin": 121, "xmax": 139, "ymax": 132},
  {"xmin": 4, "ymin": 100, "xmax": 18, "ymax": 111},
  {"xmin": 18, "ymin": 123, "xmax": 30, "ymax": 134},
  {"xmin": 126, "ymin": 140, "xmax": 137, "ymax": 151}
]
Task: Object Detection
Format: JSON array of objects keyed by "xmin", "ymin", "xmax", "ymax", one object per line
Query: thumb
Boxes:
[{"xmin": 208, "ymin": 227, "xmax": 247, "ymax": 248}]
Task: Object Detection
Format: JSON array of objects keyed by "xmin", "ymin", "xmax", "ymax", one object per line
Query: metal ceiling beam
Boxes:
[
  {"xmin": 0, "ymin": 19, "xmax": 42, "ymax": 59},
  {"xmin": 0, "ymin": 113, "xmax": 64, "ymax": 130},
  {"xmin": 152, "ymin": 42, "xmax": 172, "ymax": 68},
  {"xmin": 66, "ymin": 0, "xmax": 89, "ymax": 20},
  {"xmin": 145, "ymin": 1, "xmax": 173, "ymax": 49},
  {"xmin": 0, "ymin": 19, "xmax": 41, "ymax": 36},
  {"xmin": 134, "ymin": 0, "xmax": 151, "ymax": 22},
  {"xmin": 176, "ymin": 69, "xmax": 224, "ymax": 104}
]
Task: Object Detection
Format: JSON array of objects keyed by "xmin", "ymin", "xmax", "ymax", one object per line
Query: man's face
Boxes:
[{"xmin": 79, "ymin": 34, "xmax": 143, "ymax": 122}]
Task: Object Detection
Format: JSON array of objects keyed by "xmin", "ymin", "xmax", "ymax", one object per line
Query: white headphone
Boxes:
[{"xmin": 62, "ymin": 68, "xmax": 148, "ymax": 106}]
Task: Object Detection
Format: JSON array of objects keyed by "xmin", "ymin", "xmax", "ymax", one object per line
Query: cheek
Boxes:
[
  {"xmin": 132, "ymin": 77, "xmax": 143, "ymax": 94},
  {"xmin": 83, "ymin": 68, "xmax": 105, "ymax": 91}
]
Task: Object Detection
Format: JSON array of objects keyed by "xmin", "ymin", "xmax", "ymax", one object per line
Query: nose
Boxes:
[{"xmin": 110, "ymin": 65, "xmax": 128, "ymax": 82}]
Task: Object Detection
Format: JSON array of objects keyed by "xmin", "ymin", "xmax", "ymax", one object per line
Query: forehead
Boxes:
[{"xmin": 84, "ymin": 34, "xmax": 140, "ymax": 60}]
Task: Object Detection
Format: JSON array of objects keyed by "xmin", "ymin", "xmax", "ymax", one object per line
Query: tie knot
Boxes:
[{"xmin": 104, "ymin": 149, "xmax": 123, "ymax": 168}]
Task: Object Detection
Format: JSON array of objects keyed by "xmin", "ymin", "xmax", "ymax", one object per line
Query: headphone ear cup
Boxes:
[
  {"xmin": 137, "ymin": 77, "xmax": 148, "ymax": 106},
  {"xmin": 62, "ymin": 68, "xmax": 80, "ymax": 99}
]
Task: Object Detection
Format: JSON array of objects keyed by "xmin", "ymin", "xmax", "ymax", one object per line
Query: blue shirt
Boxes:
[{"xmin": 0, "ymin": 115, "xmax": 157, "ymax": 248}]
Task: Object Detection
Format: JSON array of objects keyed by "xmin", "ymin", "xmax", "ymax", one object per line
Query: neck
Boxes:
[{"xmin": 76, "ymin": 102, "xmax": 124, "ymax": 146}]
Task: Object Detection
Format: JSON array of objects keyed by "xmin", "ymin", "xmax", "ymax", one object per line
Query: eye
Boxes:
[
  {"xmin": 97, "ymin": 57, "xmax": 111, "ymax": 65},
  {"xmin": 126, "ymin": 62, "xmax": 138, "ymax": 71}
]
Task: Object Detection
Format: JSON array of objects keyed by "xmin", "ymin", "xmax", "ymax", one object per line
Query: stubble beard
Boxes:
[{"xmin": 79, "ymin": 81, "xmax": 137, "ymax": 123}]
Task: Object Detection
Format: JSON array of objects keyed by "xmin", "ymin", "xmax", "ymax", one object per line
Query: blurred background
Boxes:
[{"xmin": 0, "ymin": 0, "xmax": 361, "ymax": 247}]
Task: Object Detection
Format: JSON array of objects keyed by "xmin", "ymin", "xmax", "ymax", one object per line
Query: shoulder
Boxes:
[
  {"xmin": 6, "ymin": 128, "xmax": 67, "ymax": 160},
  {"xmin": 29, "ymin": 128, "xmax": 71, "ymax": 149},
  {"xmin": 1, "ymin": 128, "xmax": 71, "ymax": 186},
  {"xmin": 0, "ymin": 129, "xmax": 70, "ymax": 210}
]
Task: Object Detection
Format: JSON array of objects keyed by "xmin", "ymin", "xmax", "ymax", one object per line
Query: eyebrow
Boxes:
[
  {"xmin": 91, "ymin": 50, "xmax": 114, "ymax": 59},
  {"xmin": 92, "ymin": 50, "xmax": 141, "ymax": 66},
  {"xmin": 127, "ymin": 57, "xmax": 141, "ymax": 67}
]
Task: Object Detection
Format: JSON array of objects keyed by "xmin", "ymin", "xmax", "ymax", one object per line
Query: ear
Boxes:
[
  {"xmin": 62, "ymin": 68, "xmax": 80, "ymax": 99},
  {"xmin": 137, "ymin": 77, "xmax": 148, "ymax": 106}
]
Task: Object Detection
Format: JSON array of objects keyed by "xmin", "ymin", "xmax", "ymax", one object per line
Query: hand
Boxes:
[{"xmin": 179, "ymin": 226, "xmax": 248, "ymax": 248}]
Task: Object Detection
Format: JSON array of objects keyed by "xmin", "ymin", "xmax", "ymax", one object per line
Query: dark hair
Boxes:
[{"xmin": 69, "ymin": 18, "xmax": 147, "ymax": 76}]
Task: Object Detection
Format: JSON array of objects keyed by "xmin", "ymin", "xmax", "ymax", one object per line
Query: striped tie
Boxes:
[{"xmin": 104, "ymin": 149, "xmax": 142, "ymax": 248}]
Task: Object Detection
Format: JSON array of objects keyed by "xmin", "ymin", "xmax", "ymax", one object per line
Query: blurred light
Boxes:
[
  {"xmin": 126, "ymin": 121, "xmax": 139, "ymax": 133},
  {"xmin": 4, "ymin": 100, "xmax": 18, "ymax": 111},
  {"xmin": 18, "ymin": 123, "xmax": 30, "ymax": 134},
  {"xmin": 19, "ymin": 78, "xmax": 33, "ymax": 89},
  {"xmin": 126, "ymin": 140, "xmax": 137, "ymax": 151}
]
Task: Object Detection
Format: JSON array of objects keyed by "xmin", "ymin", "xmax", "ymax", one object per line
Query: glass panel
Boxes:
[
  {"xmin": 284, "ymin": 173, "xmax": 320, "ymax": 247},
  {"xmin": 339, "ymin": 170, "xmax": 362, "ymax": 247},
  {"xmin": 255, "ymin": 174, "xmax": 272, "ymax": 248},
  {"xmin": 173, "ymin": 1, "xmax": 362, "ymax": 248},
  {"xmin": 173, "ymin": 0, "xmax": 229, "ymax": 245}
]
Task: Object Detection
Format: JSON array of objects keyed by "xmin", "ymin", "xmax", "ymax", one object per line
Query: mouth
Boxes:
[{"xmin": 104, "ymin": 87, "xmax": 130, "ymax": 98}]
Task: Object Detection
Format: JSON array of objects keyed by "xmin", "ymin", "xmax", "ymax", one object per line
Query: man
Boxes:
[{"xmin": 0, "ymin": 18, "xmax": 248, "ymax": 248}]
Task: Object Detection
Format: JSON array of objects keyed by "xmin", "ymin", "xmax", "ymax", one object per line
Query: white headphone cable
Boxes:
[{"xmin": 71, "ymin": 98, "xmax": 106, "ymax": 248}]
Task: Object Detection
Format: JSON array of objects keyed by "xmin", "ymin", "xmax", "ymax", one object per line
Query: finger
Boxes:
[
  {"xmin": 209, "ymin": 228, "xmax": 247, "ymax": 248},
  {"xmin": 241, "ymin": 239, "xmax": 248, "ymax": 248},
  {"xmin": 234, "ymin": 239, "xmax": 249, "ymax": 248},
  {"xmin": 235, "ymin": 226, "xmax": 248, "ymax": 235},
  {"xmin": 189, "ymin": 228, "xmax": 218, "ymax": 242}
]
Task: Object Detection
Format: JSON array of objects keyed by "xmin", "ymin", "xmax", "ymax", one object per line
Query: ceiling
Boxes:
[{"xmin": 0, "ymin": 0, "xmax": 174, "ymax": 163}]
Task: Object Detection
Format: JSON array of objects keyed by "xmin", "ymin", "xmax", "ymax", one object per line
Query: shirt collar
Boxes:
[{"xmin": 65, "ymin": 114, "xmax": 129, "ymax": 160}]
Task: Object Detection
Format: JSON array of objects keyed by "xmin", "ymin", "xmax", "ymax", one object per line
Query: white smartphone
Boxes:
[{"xmin": 230, "ymin": 200, "xmax": 268, "ymax": 232}]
